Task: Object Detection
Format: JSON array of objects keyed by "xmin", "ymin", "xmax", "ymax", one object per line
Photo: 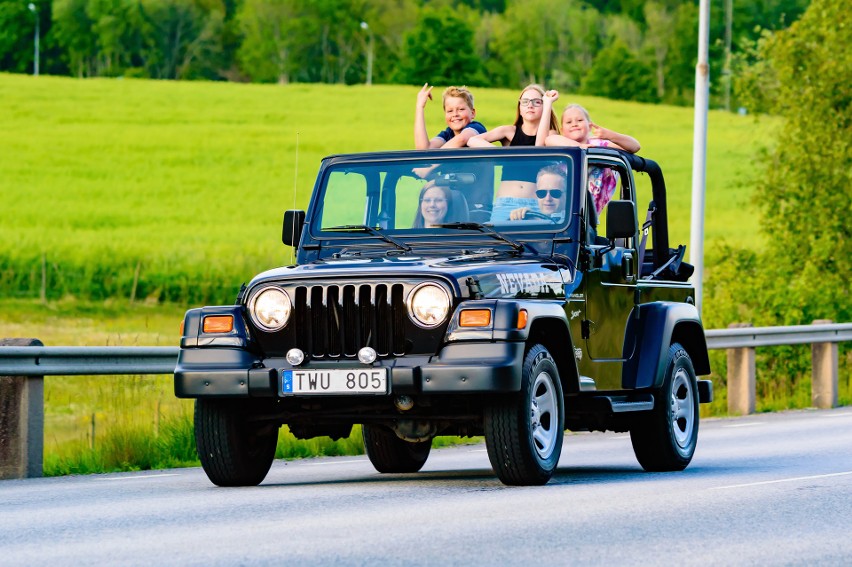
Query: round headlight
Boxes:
[
  {"xmin": 249, "ymin": 287, "xmax": 291, "ymax": 331},
  {"xmin": 407, "ymin": 283, "xmax": 451, "ymax": 328}
]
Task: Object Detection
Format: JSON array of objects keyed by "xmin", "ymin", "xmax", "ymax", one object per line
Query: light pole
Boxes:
[
  {"xmin": 690, "ymin": 0, "xmax": 710, "ymax": 314},
  {"xmin": 28, "ymin": 2, "xmax": 39, "ymax": 76},
  {"xmin": 360, "ymin": 21, "xmax": 373, "ymax": 86}
]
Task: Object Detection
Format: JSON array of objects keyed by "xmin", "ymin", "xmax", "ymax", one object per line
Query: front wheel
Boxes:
[
  {"xmin": 484, "ymin": 344, "xmax": 564, "ymax": 486},
  {"xmin": 362, "ymin": 424, "xmax": 432, "ymax": 473},
  {"xmin": 630, "ymin": 343, "xmax": 699, "ymax": 472},
  {"xmin": 195, "ymin": 399, "xmax": 278, "ymax": 487}
]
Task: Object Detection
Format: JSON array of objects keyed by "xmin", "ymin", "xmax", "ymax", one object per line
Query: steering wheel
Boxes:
[{"xmin": 521, "ymin": 210, "xmax": 556, "ymax": 221}]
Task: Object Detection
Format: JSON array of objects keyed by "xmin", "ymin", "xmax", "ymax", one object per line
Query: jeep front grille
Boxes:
[{"xmin": 290, "ymin": 283, "xmax": 407, "ymax": 358}]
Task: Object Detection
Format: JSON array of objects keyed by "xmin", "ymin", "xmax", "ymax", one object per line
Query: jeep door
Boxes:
[{"xmin": 581, "ymin": 157, "xmax": 639, "ymax": 390}]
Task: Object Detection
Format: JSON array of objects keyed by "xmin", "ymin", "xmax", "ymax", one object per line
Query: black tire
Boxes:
[
  {"xmin": 362, "ymin": 424, "xmax": 432, "ymax": 473},
  {"xmin": 194, "ymin": 399, "xmax": 278, "ymax": 487},
  {"xmin": 484, "ymin": 344, "xmax": 564, "ymax": 486},
  {"xmin": 630, "ymin": 343, "xmax": 700, "ymax": 472}
]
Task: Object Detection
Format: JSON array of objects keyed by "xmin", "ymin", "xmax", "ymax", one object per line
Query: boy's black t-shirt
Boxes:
[{"xmin": 435, "ymin": 121, "xmax": 487, "ymax": 142}]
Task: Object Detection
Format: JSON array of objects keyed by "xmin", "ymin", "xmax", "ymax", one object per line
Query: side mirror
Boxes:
[
  {"xmin": 282, "ymin": 210, "xmax": 305, "ymax": 247},
  {"xmin": 606, "ymin": 200, "xmax": 637, "ymax": 240}
]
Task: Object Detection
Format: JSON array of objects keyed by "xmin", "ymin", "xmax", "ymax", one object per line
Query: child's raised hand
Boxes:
[
  {"xmin": 417, "ymin": 83, "xmax": 434, "ymax": 108},
  {"xmin": 590, "ymin": 122, "xmax": 605, "ymax": 139},
  {"xmin": 544, "ymin": 90, "xmax": 559, "ymax": 104}
]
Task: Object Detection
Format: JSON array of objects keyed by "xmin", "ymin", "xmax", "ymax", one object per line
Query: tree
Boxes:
[
  {"xmin": 643, "ymin": 1, "xmax": 674, "ymax": 100},
  {"xmin": 706, "ymin": 0, "xmax": 851, "ymax": 329},
  {"xmin": 0, "ymin": 0, "xmax": 49, "ymax": 73},
  {"xmin": 488, "ymin": 0, "xmax": 600, "ymax": 91},
  {"xmin": 236, "ymin": 0, "xmax": 301, "ymax": 83},
  {"xmin": 580, "ymin": 39, "xmax": 657, "ymax": 103},
  {"xmin": 660, "ymin": 2, "xmax": 696, "ymax": 105},
  {"xmin": 395, "ymin": 5, "xmax": 485, "ymax": 86},
  {"xmin": 51, "ymin": 0, "xmax": 99, "ymax": 76},
  {"xmin": 137, "ymin": 0, "xmax": 226, "ymax": 80}
]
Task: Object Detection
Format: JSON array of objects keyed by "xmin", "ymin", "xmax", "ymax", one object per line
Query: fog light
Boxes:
[
  {"xmin": 358, "ymin": 347, "xmax": 377, "ymax": 364},
  {"xmin": 394, "ymin": 395, "xmax": 414, "ymax": 412},
  {"xmin": 286, "ymin": 348, "xmax": 305, "ymax": 366}
]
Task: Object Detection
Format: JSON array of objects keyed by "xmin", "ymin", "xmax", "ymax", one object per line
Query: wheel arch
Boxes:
[
  {"xmin": 527, "ymin": 316, "xmax": 581, "ymax": 395},
  {"xmin": 671, "ymin": 320, "xmax": 711, "ymax": 375},
  {"xmin": 622, "ymin": 301, "xmax": 711, "ymax": 390}
]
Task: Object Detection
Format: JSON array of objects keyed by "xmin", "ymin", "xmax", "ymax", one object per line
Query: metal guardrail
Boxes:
[
  {"xmin": 0, "ymin": 346, "xmax": 178, "ymax": 376},
  {"xmin": 1, "ymin": 323, "xmax": 851, "ymax": 376},
  {"xmin": 705, "ymin": 323, "xmax": 852, "ymax": 349},
  {"xmin": 1, "ymin": 323, "xmax": 850, "ymax": 480}
]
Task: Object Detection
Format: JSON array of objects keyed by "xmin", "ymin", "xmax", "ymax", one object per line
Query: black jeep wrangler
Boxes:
[{"xmin": 175, "ymin": 147, "xmax": 712, "ymax": 487}]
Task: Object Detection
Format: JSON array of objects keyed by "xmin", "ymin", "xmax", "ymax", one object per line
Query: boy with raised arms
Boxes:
[{"xmin": 414, "ymin": 84, "xmax": 487, "ymax": 149}]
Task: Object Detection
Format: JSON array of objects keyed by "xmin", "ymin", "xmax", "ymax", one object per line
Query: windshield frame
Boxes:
[{"xmin": 306, "ymin": 149, "xmax": 579, "ymax": 248}]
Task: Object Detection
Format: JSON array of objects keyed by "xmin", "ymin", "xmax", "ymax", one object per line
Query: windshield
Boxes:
[{"xmin": 313, "ymin": 155, "xmax": 575, "ymax": 236}]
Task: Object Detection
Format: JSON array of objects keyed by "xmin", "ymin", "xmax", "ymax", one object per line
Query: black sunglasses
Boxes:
[{"xmin": 536, "ymin": 189, "xmax": 563, "ymax": 199}]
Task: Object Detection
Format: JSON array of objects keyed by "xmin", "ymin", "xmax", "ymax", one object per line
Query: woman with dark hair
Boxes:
[{"xmin": 412, "ymin": 185, "xmax": 458, "ymax": 228}]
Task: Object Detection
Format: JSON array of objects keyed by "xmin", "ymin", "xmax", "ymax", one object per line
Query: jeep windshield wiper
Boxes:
[
  {"xmin": 325, "ymin": 225, "xmax": 412, "ymax": 252},
  {"xmin": 434, "ymin": 222, "xmax": 525, "ymax": 252}
]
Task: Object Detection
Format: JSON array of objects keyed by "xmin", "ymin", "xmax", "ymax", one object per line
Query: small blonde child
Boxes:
[
  {"xmin": 538, "ymin": 91, "xmax": 641, "ymax": 153},
  {"xmin": 538, "ymin": 92, "xmax": 642, "ymax": 214},
  {"xmin": 414, "ymin": 84, "xmax": 487, "ymax": 149}
]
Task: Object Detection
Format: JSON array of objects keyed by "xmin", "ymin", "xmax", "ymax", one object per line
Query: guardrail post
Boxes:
[
  {"xmin": 0, "ymin": 339, "xmax": 44, "ymax": 479},
  {"xmin": 811, "ymin": 320, "xmax": 838, "ymax": 409},
  {"xmin": 726, "ymin": 323, "xmax": 755, "ymax": 415}
]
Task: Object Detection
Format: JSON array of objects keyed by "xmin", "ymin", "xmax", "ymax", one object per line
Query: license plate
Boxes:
[{"xmin": 280, "ymin": 368, "xmax": 388, "ymax": 395}]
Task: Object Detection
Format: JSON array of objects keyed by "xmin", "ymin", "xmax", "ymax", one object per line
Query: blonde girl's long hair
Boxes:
[{"xmin": 514, "ymin": 84, "xmax": 560, "ymax": 134}]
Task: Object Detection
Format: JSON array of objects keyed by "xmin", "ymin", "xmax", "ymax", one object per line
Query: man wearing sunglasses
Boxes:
[{"xmin": 509, "ymin": 163, "xmax": 567, "ymax": 222}]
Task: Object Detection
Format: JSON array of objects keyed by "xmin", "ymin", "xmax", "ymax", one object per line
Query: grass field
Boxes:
[
  {"xmin": 1, "ymin": 73, "xmax": 776, "ymax": 306},
  {"xmin": 0, "ymin": 72, "xmax": 788, "ymax": 474}
]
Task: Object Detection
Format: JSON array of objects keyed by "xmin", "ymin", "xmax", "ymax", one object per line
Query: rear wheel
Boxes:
[
  {"xmin": 630, "ymin": 343, "xmax": 699, "ymax": 471},
  {"xmin": 195, "ymin": 399, "xmax": 278, "ymax": 487},
  {"xmin": 362, "ymin": 424, "xmax": 432, "ymax": 473},
  {"xmin": 484, "ymin": 344, "xmax": 564, "ymax": 486}
]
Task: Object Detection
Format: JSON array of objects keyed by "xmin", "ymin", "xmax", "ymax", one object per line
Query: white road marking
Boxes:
[
  {"xmin": 722, "ymin": 422, "xmax": 764, "ymax": 428},
  {"xmin": 97, "ymin": 474, "xmax": 180, "ymax": 481},
  {"xmin": 468, "ymin": 449, "xmax": 488, "ymax": 453},
  {"xmin": 710, "ymin": 471, "xmax": 852, "ymax": 490}
]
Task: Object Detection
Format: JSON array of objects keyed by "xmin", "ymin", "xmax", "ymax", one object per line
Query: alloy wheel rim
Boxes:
[
  {"xmin": 530, "ymin": 371, "xmax": 558, "ymax": 459},
  {"xmin": 670, "ymin": 368, "xmax": 695, "ymax": 448}
]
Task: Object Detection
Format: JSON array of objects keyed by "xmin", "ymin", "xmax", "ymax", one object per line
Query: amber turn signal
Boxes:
[
  {"xmin": 203, "ymin": 315, "xmax": 234, "ymax": 333},
  {"xmin": 459, "ymin": 309, "xmax": 491, "ymax": 327},
  {"xmin": 517, "ymin": 309, "xmax": 528, "ymax": 329}
]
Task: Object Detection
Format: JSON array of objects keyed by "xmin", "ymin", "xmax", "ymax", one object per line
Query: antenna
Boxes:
[{"xmin": 291, "ymin": 132, "xmax": 299, "ymax": 265}]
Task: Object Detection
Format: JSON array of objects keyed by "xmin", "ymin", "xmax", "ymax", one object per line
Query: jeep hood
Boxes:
[{"xmin": 247, "ymin": 252, "xmax": 572, "ymax": 300}]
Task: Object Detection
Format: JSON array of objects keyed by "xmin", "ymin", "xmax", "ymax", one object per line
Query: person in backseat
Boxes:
[
  {"xmin": 467, "ymin": 84, "xmax": 560, "ymax": 222},
  {"xmin": 538, "ymin": 92, "xmax": 641, "ymax": 213},
  {"xmin": 414, "ymin": 84, "xmax": 487, "ymax": 149}
]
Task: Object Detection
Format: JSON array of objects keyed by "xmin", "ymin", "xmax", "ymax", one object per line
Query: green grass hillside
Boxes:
[{"xmin": 1, "ymin": 73, "xmax": 775, "ymax": 306}]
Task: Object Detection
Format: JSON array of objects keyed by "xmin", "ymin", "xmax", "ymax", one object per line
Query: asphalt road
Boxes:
[{"xmin": 2, "ymin": 408, "xmax": 851, "ymax": 566}]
